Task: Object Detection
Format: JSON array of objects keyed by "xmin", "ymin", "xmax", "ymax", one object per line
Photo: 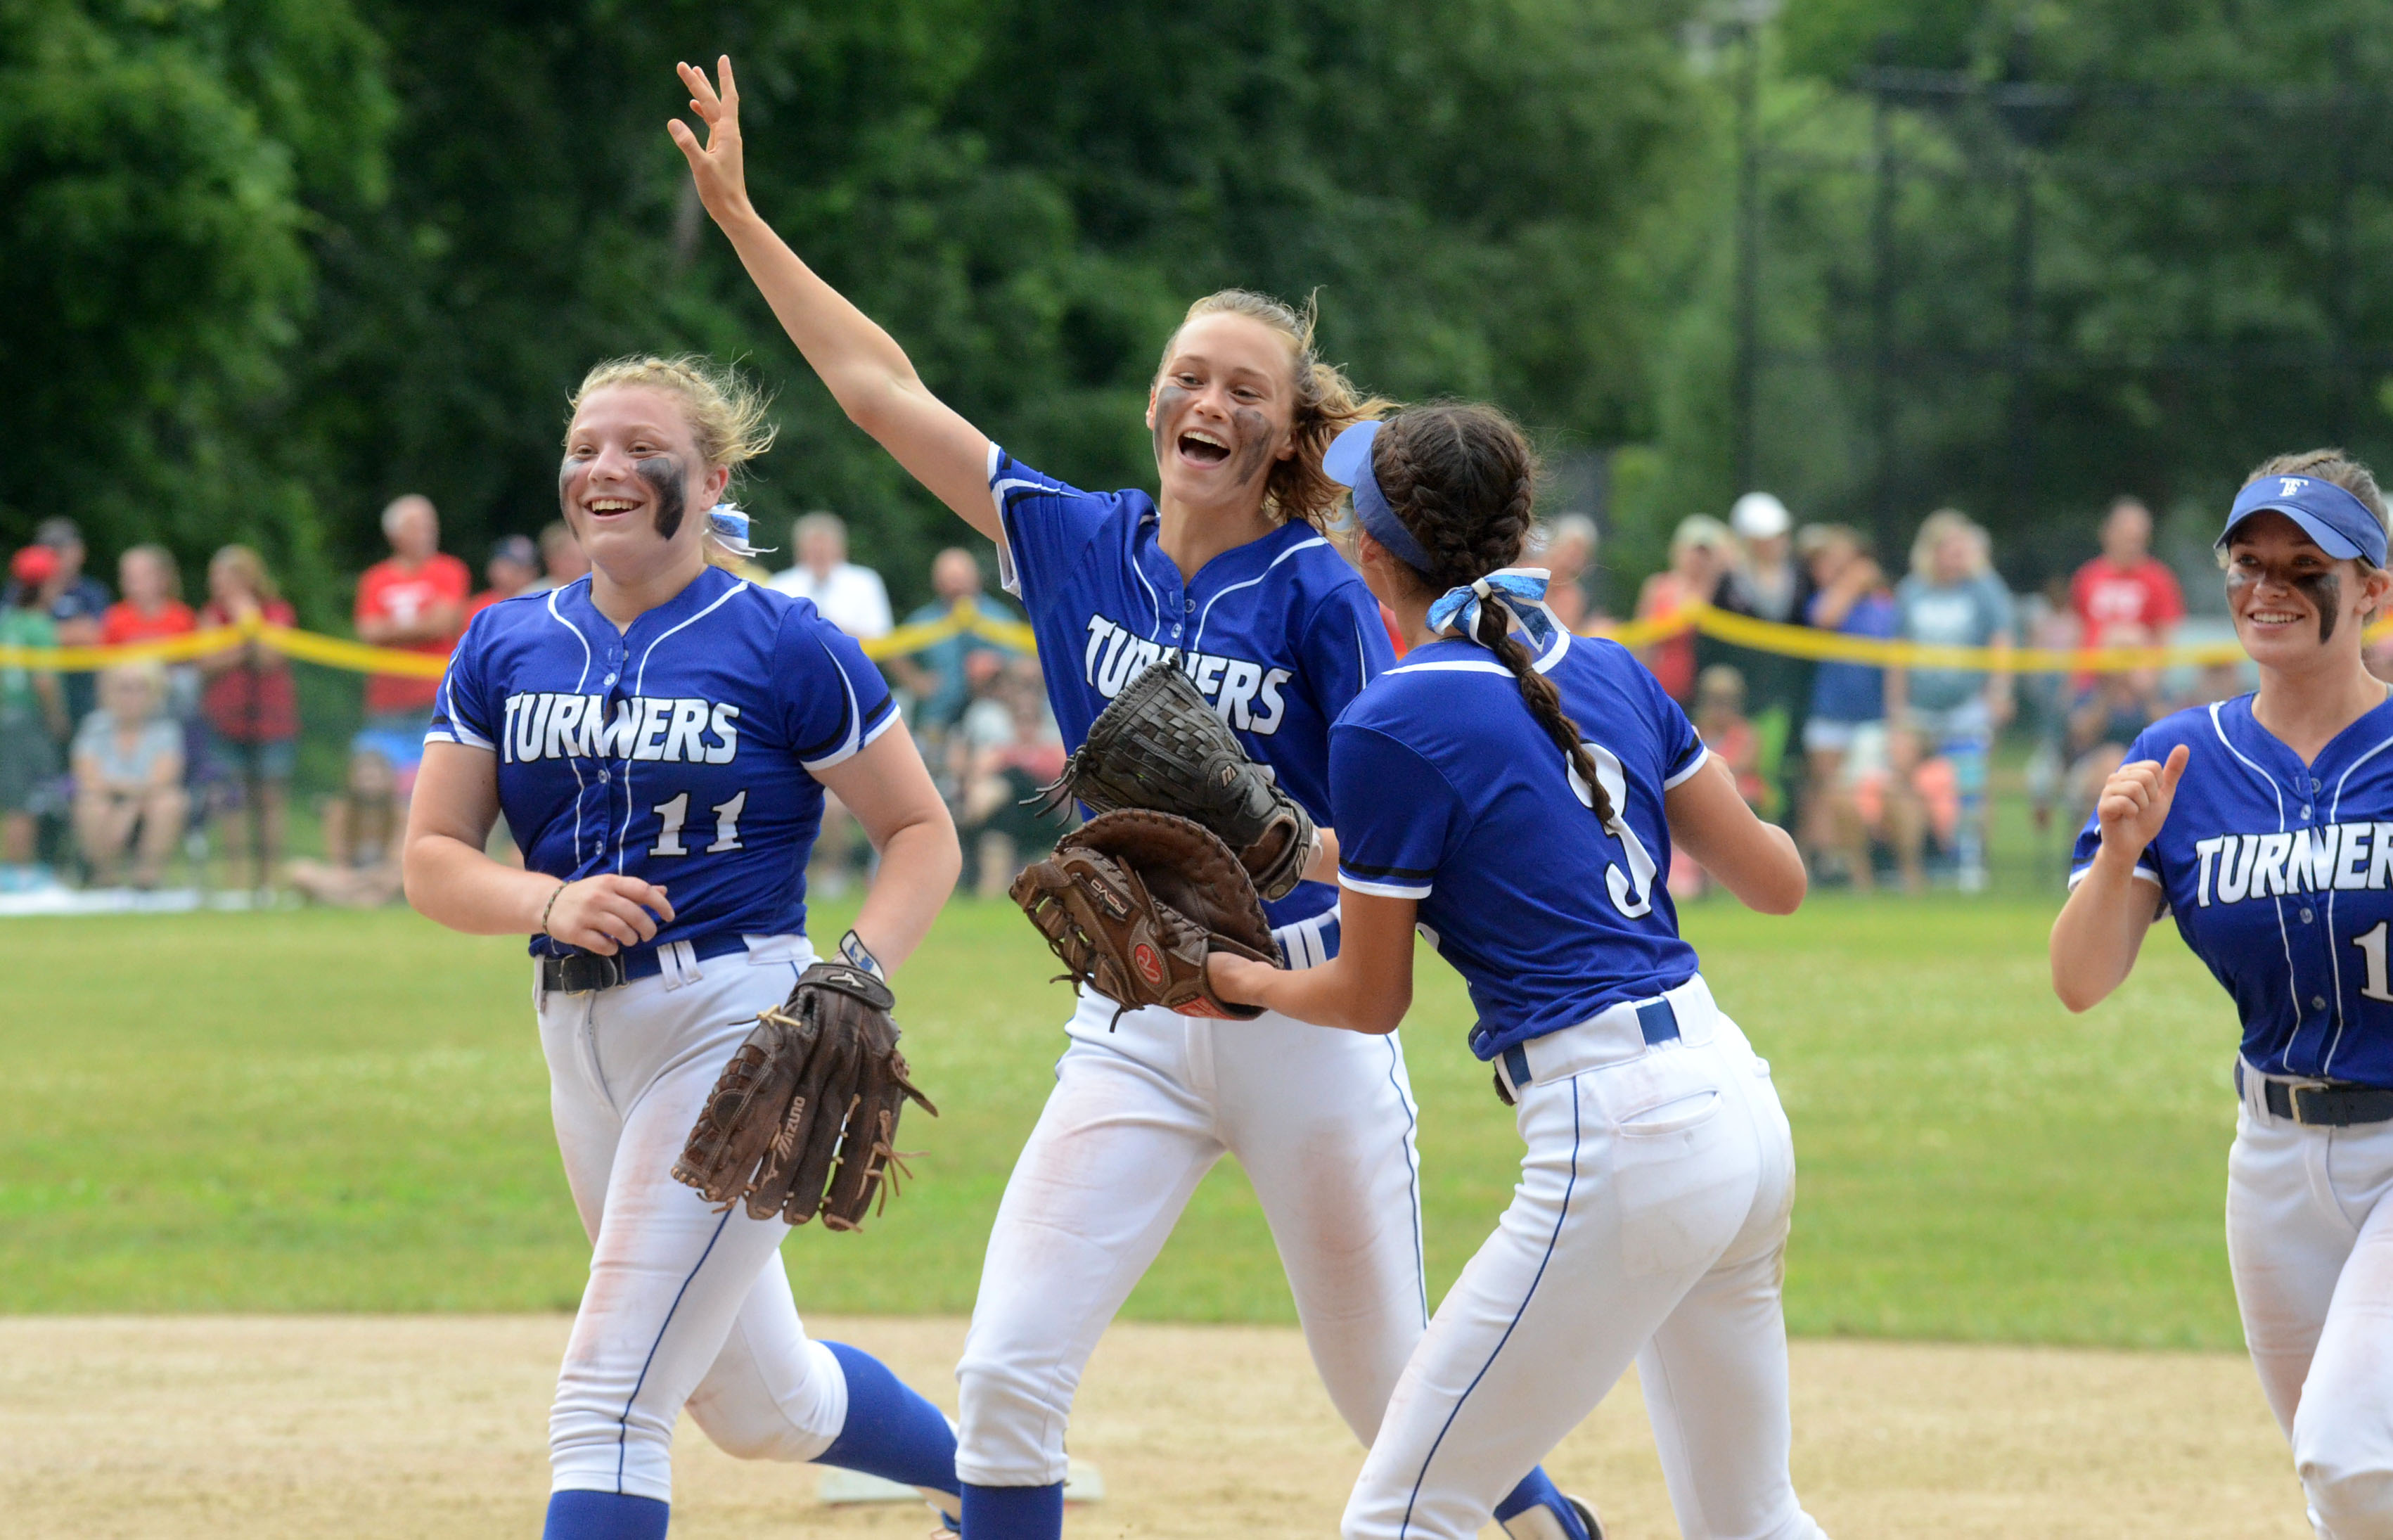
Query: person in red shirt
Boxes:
[
  {"xmin": 197, "ymin": 544, "xmax": 301, "ymax": 894},
  {"xmin": 354, "ymin": 494, "xmax": 469, "ymax": 742},
  {"xmin": 99, "ymin": 545, "xmax": 196, "ymax": 646},
  {"xmin": 467, "ymin": 533, "xmax": 541, "ymax": 620},
  {"xmin": 2070, "ymin": 497, "xmax": 2185, "ymax": 650}
]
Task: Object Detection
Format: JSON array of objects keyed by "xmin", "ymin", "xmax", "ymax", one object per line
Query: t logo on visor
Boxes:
[{"xmin": 2283, "ymin": 477, "xmax": 2308, "ymax": 497}]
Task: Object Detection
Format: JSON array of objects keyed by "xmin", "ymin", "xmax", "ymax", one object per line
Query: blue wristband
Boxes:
[{"xmin": 838, "ymin": 928, "xmax": 886, "ymax": 981}]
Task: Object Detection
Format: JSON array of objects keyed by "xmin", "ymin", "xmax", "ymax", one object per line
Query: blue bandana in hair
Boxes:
[
  {"xmin": 706, "ymin": 502, "xmax": 772, "ymax": 562},
  {"xmin": 2218, "ymin": 473, "xmax": 2389, "ymax": 567},
  {"xmin": 1323, "ymin": 420, "xmax": 1435, "ymax": 574},
  {"xmin": 1426, "ymin": 567, "xmax": 1560, "ymax": 653}
]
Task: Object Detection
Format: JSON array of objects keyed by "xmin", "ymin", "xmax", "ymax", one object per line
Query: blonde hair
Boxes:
[
  {"xmin": 1910, "ymin": 507, "xmax": 1985, "ymax": 578},
  {"xmin": 209, "ymin": 544, "xmax": 280, "ymax": 604},
  {"xmin": 1158, "ymin": 290, "xmax": 1395, "ymax": 530},
  {"xmin": 568, "ymin": 355, "xmax": 777, "ymax": 474},
  {"xmin": 569, "ymin": 356, "xmax": 776, "ymax": 569}
]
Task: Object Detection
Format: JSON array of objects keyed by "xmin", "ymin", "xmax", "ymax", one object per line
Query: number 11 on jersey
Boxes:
[{"xmin": 650, "ymin": 790, "xmax": 748, "ymax": 856}]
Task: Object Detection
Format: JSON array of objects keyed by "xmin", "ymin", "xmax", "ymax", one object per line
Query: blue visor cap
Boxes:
[
  {"xmin": 1323, "ymin": 419, "xmax": 1434, "ymax": 574},
  {"xmin": 2217, "ymin": 473, "xmax": 2388, "ymax": 567}
]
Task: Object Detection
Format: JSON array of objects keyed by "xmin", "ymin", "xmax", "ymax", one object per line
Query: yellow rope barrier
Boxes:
[
  {"xmin": 0, "ymin": 593, "xmax": 2379, "ymax": 678},
  {"xmin": 0, "ymin": 598, "xmax": 1044, "ymax": 676}
]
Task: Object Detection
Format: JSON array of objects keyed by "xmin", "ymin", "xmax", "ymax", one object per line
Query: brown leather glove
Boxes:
[
  {"xmin": 673, "ymin": 961, "xmax": 937, "ymax": 1230},
  {"xmin": 1011, "ymin": 808, "xmax": 1285, "ymax": 1021}
]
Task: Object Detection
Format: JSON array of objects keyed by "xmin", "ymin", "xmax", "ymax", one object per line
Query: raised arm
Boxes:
[
  {"xmin": 2049, "ymin": 744, "xmax": 2185, "ymax": 1012},
  {"xmin": 671, "ymin": 58, "xmax": 996, "ymax": 537}
]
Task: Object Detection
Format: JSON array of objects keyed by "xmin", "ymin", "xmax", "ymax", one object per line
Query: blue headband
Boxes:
[
  {"xmin": 1426, "ymin": 568, "xmax": 1560, "ymax": 654},
  {"xmin": 2218, "ymin": 473, "xmax": 2387, "ymax": 567},
  {"xmin": 706, "ymin": 503, "xmax": 771, "ymax": 561},
  {"xmin": 1323, "ymin": 421, "xmax": 1435, "ymax": 574}
]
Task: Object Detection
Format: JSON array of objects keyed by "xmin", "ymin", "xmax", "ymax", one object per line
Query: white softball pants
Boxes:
[
  {"xmin": 1347, "ymin": 975, "xmax": 1826, "ymax": 1540},
  {"xmin": 955, "ymin": 913, "xmax": 1429, "ymax": 1487},
  {"xmin": 2228, "ymin": 1061, "xmax": 2393, "ymax": 1539},
  {"xmin": 537, "ymin": 938, "xmax": 854, "ymax": 1504}
]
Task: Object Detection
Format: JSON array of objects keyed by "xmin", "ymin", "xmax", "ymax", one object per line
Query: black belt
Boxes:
[
  {"xmin": 538, "ymin": 932, "xmax": 752, "ymax": 994},
  {"xmin": 2238, "ymin": 1060, "xmax": 2393, "ymax": 1127}
]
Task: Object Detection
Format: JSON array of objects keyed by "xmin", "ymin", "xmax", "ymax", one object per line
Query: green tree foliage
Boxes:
[
  {"xmin": 0, "ymin": 0, "xmax": 389, "ymax": 620},
  {"xmin": 4, "ymin": 0, "xmax": 1698, "ymax": 615},
  {"xmin": 1624, "ymin": 0, "xmax": 2393, "ymax": 586}
]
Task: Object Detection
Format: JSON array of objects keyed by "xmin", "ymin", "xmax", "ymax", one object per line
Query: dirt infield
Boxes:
[{"xmin": 0, "ymin": 1315, "xmax": 2307, "ymax": 1538}]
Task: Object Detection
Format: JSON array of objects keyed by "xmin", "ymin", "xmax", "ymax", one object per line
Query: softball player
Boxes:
[
  {"xmin": 402, "ymin": 357, "xmax": 966, "ymax": 1540},
  {"xmin": 2052, "ymin": 453, "xmax": 2393, "ymax": 1537},
  {"xmin": 1213, "ymin": 404, "xmax": 1828, "ymax": 1540},
  {"xmin": 668, "ymin": 56, "xmax": 1595, "ymax": 1540}
]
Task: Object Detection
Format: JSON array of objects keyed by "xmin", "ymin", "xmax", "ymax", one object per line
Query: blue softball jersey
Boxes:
[
  {"xmin": 2070, "ymin": 692, "xmax": 2393, "ymax": 1086},
  {"xmin": 989, "ymin": 445, "xmax": 1392, "ymax": 933},
  {"xmin": 1333, "ymin": 629, "xmax": 1709, "ymax": 1059},
  {"xmin": 427, "ymin": 567, "xmax": 897, "ymax": 958}
]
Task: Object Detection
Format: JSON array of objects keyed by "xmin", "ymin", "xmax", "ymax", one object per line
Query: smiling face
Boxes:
[
  {"xmin": 2224, "ymin": 511, "xmax": 2393, "ymax": 664},
  {"xmin": 1145, "ymin": 312, "xmax": 1299, "ymax": 519},
  {"xmin": 558, "ymin": 385, "xmax": 731, "ymax": 583}
]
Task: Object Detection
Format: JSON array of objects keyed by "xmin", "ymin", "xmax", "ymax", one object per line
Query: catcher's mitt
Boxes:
[
  {"xmin": 672, "ymin": 962, "xmax": 938, "ymax": 1230},
  {"xmin": 1037, "ymin": 659, "xmax": 1318, "ymax": 901},
  {"xmin": 1011, "ymin": 808, "xmax": 1284, "ymax": 1021}
]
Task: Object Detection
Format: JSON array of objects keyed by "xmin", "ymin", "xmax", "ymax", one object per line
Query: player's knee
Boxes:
[
  {"xmin": 2295, "ymin": 1415, "xmax": 2393, "ymax": 1534},
  {"xmin": 955, "ymin": 1358, "xmax": 1071, "ymax": 1485}
]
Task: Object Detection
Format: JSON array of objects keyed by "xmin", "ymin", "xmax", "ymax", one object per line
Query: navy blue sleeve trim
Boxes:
[{"xmin": 1339, "ymin": 859, "xmax": 1439, "ymax": 880}]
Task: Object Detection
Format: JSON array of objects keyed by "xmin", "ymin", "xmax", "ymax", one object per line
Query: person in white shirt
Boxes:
[{"xmin": 768, "ymin": 511, "xmax": 892, "ymax": 639}]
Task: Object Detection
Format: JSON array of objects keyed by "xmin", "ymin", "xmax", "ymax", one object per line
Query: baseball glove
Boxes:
[
  {"xmin": 672, "ymin": 962, "xmax": 937, "ymax": 1230},
  {"xmin": 1011, "ymin": 808, "xmax": 1284, "ymax": 1020},
  {"xmin": 1037, "ymin": 659, "xmax": 1318, "ymax": 901}
]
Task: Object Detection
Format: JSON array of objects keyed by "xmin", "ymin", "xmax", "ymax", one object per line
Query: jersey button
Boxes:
[
  {"xmin": 2302, "ymin": 907, "xmax": 2316, "ymax": 923},
  {"xmin": 598, "ymin": 770, "xmax": 611, "ymax": 784},
  {"xmin": 2302, "ymin": 805, "xmax": 2314, "ymax": 819},
  {"xmin": 2314, "ymin": 996, "xmax": 2329, "ymax": 1010},
  {"xmin": 603, "ymin": 672, "xmax": 617, "ymax": 686}
]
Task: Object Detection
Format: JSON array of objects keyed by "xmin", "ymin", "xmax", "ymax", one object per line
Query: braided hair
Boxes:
[{"xmin": 1372, "ymin": 404, "xmax": 1617, "ymax": 827}]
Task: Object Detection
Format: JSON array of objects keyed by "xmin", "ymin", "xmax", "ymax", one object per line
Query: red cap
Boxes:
[{"xmin": 10, "ymin": 545, "xmax": 58, "ymax": 586}]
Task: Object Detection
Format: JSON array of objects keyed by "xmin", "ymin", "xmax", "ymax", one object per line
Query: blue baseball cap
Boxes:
[{"xmin": 2217, "ymin": 473, "xmax": 2389, "ymax": 567}]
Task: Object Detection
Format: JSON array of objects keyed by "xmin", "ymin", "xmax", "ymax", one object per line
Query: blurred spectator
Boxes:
[
  {"xmin": 1636, "ymin": 515, "xmax": 1735, "ymax": 705},
  {"xmin": 2070, "ymin": 497, "xmax": 2183, "ymax": 651},
  {"xmin": 195, "ymin": 546, "xmax": 300, "ymax": 895},
  {"xmin": 769, "ymin": 511, "xmax": 892, "ymax": 640},
  {"xmin": 100, "ymin": 545, "xmax": 195, "ymax": 645},
  {"xmin": 952, "ymin": 656, "xmax": 1070, "ymax": 897},
  {"xmin": 1795, "ymin": 525, "xmax": 1897, "ymax": 888},
  {"xmin": 286, "ymin": 747, "xmax": 406, "ymax": 908},
  {"xmin": 1718, "ymin": 492, "xmax": 1814, "ymax": 818},
  {"xmin": 1695, "ymin": 665, "xmax": 1766, "ymax": 810},
  {"xmin": 2, "ymin": 518, "xmax": 111, "ymax": 726},
  {"xmin": 468, "ymin": 534, "xmax": 541, "ymax": 619},
  {"xmin": 2062, "ymin": 622, "xmax": 2165, "ymax": 830},
  {"xmin": 1536, "ymin": 515, "xmax": 1600, "ymax": 632},
  {"xmin": 354, "ymin": 494, "xmax": 470, "ymax": 747},
  {"xmin": 1887, "ymin": 510, "xmax": 2014, "ymax": 894},
  {"xmin": 72, "ymin": 661, "xmax": 188, "ymax": 889},
  {"xmin": 522, "ymin": 520, "xmax": 589, "ymax": 596},
  {"xmin": 889, "ymin": 548, "xmax": 1022, "ymax": 739},
  {"xmin": 103, "ymin": 544, "xmax": 202, "ymax": 731},
  {"xmin": 1, "ymin": 547, "xmax": 70, "ymax": 889}
]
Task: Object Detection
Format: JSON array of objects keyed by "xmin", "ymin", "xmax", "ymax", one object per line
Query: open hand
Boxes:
[
  {"xmin": 2096, "ymin": 743, "xmax": 2188, "ymax": 861},
  {"xmin": 668, "ymin": 56, "xmax": 752, "ymax": 223},
  {"xmin": 546, "ymin": 875, "xmax": 675, "ymax": 955}
]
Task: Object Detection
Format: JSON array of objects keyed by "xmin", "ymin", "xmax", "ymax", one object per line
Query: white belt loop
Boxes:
[{"xmin": 660, "ymin": 939, "xmax": 702, "ymax": 991}]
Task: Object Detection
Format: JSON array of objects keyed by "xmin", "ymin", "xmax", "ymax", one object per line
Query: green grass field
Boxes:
[{"xmin": 0, "ymin": 891, "xmax": 2245, "ymax": 1349}]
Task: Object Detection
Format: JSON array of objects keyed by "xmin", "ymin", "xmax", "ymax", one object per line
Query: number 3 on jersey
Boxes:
[
  {"xmin": 650, "ymin": 790, "xmax": 748, "ymax": 856},
  {"xmin": 1565, "ymin": 740, "xmax": 1660, "ymax": 920}
]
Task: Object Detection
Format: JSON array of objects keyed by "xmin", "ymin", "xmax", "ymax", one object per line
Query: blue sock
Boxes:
[
  {"xmin": 543, "ymin": 1490, "xmax": 669, "ymax": 1540},
  {"xmin": 1494, "ymin": 1467, "xmax": 1590, "ymax": 1539},
  {"xmin": 814, "ymin": 1341, "xmax": 960, "ymax": 1498},
  {"xmin": 960, "ymin": 1481, "xmax": 1065, "ymax": 1540}
]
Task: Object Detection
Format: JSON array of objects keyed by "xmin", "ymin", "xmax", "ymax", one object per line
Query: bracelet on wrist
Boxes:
[{"xmin": 539, "ymin": 881, "xmax": 570, "ymax": 939}]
